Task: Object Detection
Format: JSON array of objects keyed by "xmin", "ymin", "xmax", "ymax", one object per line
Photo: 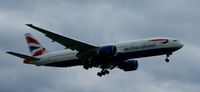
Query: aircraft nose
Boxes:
[{"xmin": 178, "ymin": 42, "xmax": 184, "ymax": 48}]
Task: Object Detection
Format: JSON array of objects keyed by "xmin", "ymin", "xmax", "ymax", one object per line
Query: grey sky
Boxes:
[{"xmin": 0, "ymin": 0, "xmax": 200, "ymax": 92}]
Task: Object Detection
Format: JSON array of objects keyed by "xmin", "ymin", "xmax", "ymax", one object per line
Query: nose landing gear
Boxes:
[
  {"xmin": 165, "ymin": 58, "xmax": 169, "ymax": 62},
  {"xmin": 165, "ymin": 53, "xmax": 172, "ymax": 63}
]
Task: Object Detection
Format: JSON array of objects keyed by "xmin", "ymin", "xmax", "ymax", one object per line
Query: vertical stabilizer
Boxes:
[{"xmin": 25, "ymin": 33, "xmax": 47, "ymax": 57}]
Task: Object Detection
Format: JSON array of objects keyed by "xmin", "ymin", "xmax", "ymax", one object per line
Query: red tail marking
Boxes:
[
  {"xmin": 26, "ymin": 36, "xmax": 40, "ymax": 44},
  {"xmin": 33, "ymin": 49, "xmax": 45, "ymax": 56}
]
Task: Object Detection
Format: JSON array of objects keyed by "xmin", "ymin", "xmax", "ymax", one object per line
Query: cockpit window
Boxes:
[{"xmin": 173, "ymin": 40, "xmax": 178, "ymax": 42}]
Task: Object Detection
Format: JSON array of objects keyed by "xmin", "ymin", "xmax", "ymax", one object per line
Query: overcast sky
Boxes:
[{"xmin": 0, "ymin": 0, "xmax": 200, "ymax": 92}]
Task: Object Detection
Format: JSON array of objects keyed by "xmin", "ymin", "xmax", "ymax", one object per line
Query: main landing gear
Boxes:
[
  {"xmin": 97, "ymin": 70, "xmax": 110, "ymax": 77},
  {"xmin": 83, "ymin": 64, "xmax": 93, "ymax": 70},
  {"xmin": 83, "ymin": 65, "xmax": 89, "ymax": 70},
  {"xmin": 83, "ymin": 60, "xmax": 93, "ymax": 70},
  {"xmin": 165, "ymin": 53, "xmax": 172, "ymax": 63}
]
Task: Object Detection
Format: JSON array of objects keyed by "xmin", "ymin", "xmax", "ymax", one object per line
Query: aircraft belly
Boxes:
[{"xmin": 45, "ymin": 59, "xmax": 82, "ymax": 67}]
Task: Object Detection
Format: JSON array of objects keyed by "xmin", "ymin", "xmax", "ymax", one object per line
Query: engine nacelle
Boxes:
[
  {"xmin": 97, "ymin": 45, "xmax": 117, "ymax": 58},
  {"xmin": 118, "ymin": 60, "xmax": 138, "ymax": 71}
]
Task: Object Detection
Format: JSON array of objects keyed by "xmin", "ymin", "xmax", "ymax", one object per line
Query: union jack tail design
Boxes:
[{"xmin": 25, "ymin": 33, "xmax": 47, "ymax": 57}]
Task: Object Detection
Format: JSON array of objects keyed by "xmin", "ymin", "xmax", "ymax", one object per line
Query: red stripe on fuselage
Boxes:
[
  {"xmin": 149, "ymin": 39, "xmax": 168, "ymax": 44},
  {"xmin": 149, "ymin": 39, "xmax": 167, "ymax": 42}
]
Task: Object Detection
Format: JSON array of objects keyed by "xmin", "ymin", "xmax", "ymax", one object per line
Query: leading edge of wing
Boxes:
[{"xmin": 26, "ymin": 24, "xmax": 97, "ymax": 52}]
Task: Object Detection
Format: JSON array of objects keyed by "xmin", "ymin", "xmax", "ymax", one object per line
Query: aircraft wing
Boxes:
[{"xmin": 26, "ymin": 24, "xmax": 97, "ymax": 52}]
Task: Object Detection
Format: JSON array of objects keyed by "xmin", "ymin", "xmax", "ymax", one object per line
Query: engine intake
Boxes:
[
  {"xmin": 118, "ymin": 60, "xmax": 138, "ymax": 71},
  {"xmin": 97, "ymin": 45, "xmax": 117, "ymax": 58}
]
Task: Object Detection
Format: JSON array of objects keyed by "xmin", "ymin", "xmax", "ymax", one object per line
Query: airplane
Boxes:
[{"xmin": 7, "ymin": 24, "xmax": 184, "ymax": 77}]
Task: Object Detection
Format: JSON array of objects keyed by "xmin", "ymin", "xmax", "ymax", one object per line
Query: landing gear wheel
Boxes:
[
  {"xmin": 165, "ymin": 53, "xmax": 172, "ymax": 63},
  {"xmin": 83, "ymin": 65, "xmax": 89, "ymax": 70},
  {"xmin": 97, "ymin": 70, "xmax": 110, "ymax": 77},
  {"xmin": 83, "ymin": 64, "xmax": 93, "ymax": 70},
  {"xmin": 105, "ymin": 70, "xmax": 109, "ymax": 74},
  {"xmin": 97, "ymin": 72, "xmax": 102, "ymax": 77},
  {"xmin": 165, "ymin": 58, "xmax": 169, "ymax": 62},
  {"xmin": 101, "ymin": 72, "xmax": 106, "ymax": 75}
]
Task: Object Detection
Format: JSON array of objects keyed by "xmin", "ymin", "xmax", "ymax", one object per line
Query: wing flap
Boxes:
[
  {"xmin": 6, "ymin": 51, "xmax": 40, "ymax": 60},
  {"xmin": 26, "ymin": 24, "xmax": 97, "ymax": 52}
]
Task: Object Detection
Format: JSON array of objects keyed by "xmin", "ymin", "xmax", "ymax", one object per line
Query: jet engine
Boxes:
[
  {"xmin": 118, "ymin": 60, "xmax": 138, "ymax": 71},
  {"xmin": 97, "ymin": 45, "xmax": 117, "ymax": 58}
]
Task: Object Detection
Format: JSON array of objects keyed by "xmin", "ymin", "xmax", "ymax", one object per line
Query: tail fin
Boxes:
[{"xmin": 25, "ymin": 33, "xmax": 47, "ymax": 57}]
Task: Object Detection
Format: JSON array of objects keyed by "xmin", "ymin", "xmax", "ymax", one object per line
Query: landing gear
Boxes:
[
  {"xmin": 83, "ymin": 64, "xmax": 92, "ymax": 70},
  {"xmin": 97, "ymin": 70, "xmax": 110, "ymax": 77},
  {"xmin": 97, "ymin": 72, "xmax": 102, "ymax": 77},
  {"xmin": 165, "ymin": 53, "xmax": 172, "ymax": 63},
  {"xmin": 83, "ymin": 65, "xmax": 89, "ymax": 70},
  {"xmin": 82, "ymin": 58, "xmax": 94, "ymax": 70},
  {"xmin": 165, "ymin": 58, "xmax": 169, "ymax": 62}
]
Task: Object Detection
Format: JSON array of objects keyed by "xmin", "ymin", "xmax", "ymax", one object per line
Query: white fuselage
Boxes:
[{"xmin": 29, "ymin": 37, "xmax": 183, "ymax": 67}]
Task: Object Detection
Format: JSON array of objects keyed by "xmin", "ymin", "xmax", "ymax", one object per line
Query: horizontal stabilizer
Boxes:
[{"xmin": 6, "ymin": 51, "xmax": 40, "ymax": 60}]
